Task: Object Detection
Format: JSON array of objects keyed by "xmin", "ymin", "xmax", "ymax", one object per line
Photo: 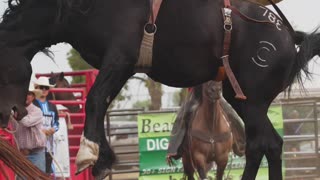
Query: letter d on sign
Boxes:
[{"xmin": 147, "ymin": 139, "xmax": 155, "ymax": 151}]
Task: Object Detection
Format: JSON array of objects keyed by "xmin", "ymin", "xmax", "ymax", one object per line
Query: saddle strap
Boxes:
[
  {"xmin": 136, "ymin": 0, "xmax": 163, "ymax": 72},
  {"xmin": 148, "ymin": 0, "xmax": 163, "ymax": 25},
  {"xmin": 220, "ymin": 4, "xmax": 247, "ymax": 100},
  {"xmin": 191, "ymin": 129, "xmax": 231, "ymax": 144}
]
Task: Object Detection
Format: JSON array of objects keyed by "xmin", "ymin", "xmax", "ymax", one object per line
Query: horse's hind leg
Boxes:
[
  {"xmin": 244, "ymin": 114, "xmax": 283, "ymax": 180},
  {"xmin": 264, "ymin": 119, "xmax": 283, "ymax": 180},
  {"xmin": 242, "ymin": 113, "xmax": 283, "ymax": 180},
  {"xmin": 242, "ymin": 138, "xmax": 264, "ymax": 180},
  {"xmin": 238, "ymin": 104, "xmax": 282, "ymax": 180}
]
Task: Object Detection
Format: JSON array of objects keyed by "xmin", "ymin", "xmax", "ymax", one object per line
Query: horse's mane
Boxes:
[
  {"xmin": 2, "ymin": 0, "xmax": 95, "ymax": 26},
  {"xmin": 0, "ymin": 0, "xmax": 95, "ymax": 57},
  {"xmin": 2, "ymin": 0, "xmax": 27, "ymax": 26}
]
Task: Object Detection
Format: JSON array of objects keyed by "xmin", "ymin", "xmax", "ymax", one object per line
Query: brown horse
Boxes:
[
  {"xmin": 47, "ymin": 72, "xmax": 81, "ymax": 113},
  {"xmin": 180, "ymin": 81, "xmax": 238, "ymax": 180}
]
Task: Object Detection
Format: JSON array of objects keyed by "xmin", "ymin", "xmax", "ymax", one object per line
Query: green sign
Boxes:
[{"xmin": 138, "ymin": 105, "xmax": 284, "ymax": 179}]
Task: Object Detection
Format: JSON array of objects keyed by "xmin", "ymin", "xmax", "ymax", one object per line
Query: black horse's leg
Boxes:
[
  {"xmin": 238, "ymin": 103, "xmax": 269, "ymax": 180},
  {"xmin": 241, "ymin": 103, "xmax": 283, "ymax": 180},
  {"xmin": 75, "ymin": 59, "xmax": 134, "ymax": 178},
  {"xmin": 265, "ymin": 119, "xmax": 283, "ymax": 180},
  {"xmin": 242, "ymin": 139, "xmax": 264, "ymax": 180}
]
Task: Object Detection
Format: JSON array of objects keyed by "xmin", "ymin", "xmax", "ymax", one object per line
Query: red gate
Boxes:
[
  {"xmin": 0, "ymin": 129, "xmax": 16, "ymax": 179},
  {"xmin": 36, "ymin": 69, "xmax": 98, "ymax": 180}
]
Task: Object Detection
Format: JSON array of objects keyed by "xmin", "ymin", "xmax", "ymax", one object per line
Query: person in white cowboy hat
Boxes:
[
  {"xmin": 32, "ymin": 76, "xmax": 59, "ymax": 175},
  {"xmin": 13, "ymin": 84, "xmax": 47, "ymax": 176}
]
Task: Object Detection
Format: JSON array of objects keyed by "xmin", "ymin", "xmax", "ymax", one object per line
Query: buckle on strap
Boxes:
[{"xmin": 223, "ymin": 8, "xmax": 233, "ymax": 31}]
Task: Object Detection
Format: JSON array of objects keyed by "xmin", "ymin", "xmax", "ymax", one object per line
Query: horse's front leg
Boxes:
[{"xmin": 75, "ymin": 54, "xmax": 135, "ymax": 178}]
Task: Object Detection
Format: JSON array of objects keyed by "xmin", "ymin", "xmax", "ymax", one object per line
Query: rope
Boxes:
[
  {"xmin": 48, "ymin": 150, "xmax": 65, "ymax": 180},
  {"xmin": 0, "ymin": 115, "xmax": 50, "ymax": 179},
  {"xmin": 0, "ymin": 137, "xmax": 50, "ymax": 179},
  {"xmin": 65, "ymin": 112, "xmax": 73, "ymax": 130}
]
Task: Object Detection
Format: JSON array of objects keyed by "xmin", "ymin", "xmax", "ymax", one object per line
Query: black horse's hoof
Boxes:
[
  {"xmin": 93, "ymin": 168, "xmax": 111, "ymax": 180},
  {"xmin": 92, "ymin": 156, "xmax": 114, "ymax": 180}
]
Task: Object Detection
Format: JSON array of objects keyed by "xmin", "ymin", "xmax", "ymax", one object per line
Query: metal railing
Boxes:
[
  {"xmin": 105, "ymin": 102, "xmax": 320, "ymax": 180},
  {"xmin": 282, "ymin": 101, "xmax": 320, "ymax": 179}
]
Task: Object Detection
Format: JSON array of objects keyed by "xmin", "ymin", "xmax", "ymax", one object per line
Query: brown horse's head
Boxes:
[
  {"xmin": 204, "ymin": 81, "xmax": 222, "ymax": 101},
  {"xmin": 48, "ymin": 72, "xmax": 81, "ymax": 113},
  {"xmin": 49, "ymin": 72, "xmax": 70, "ymax": 88}
]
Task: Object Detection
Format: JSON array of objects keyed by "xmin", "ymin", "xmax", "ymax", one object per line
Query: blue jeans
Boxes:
[
  {"xmin": 27, "ymin": 149, "xmax": 46, "ymax": 173},
  {"xmin": 16, "ymin": 149, "xmax": 46, "ymax": 180}
]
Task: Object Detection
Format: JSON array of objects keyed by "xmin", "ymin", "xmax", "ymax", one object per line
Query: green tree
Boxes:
[
  {"xmin": 145, "ymin": 77, "xmax": 162, "ymax": 110},
  {"xmin": 67, "ymin": 49, "xmax": 93, "ymax": 84},
  {"xmin": 132, "ymin": 100, "xmax": 151, "ymax": 109},
  {"xmin": 132, "ymin": 76, "xmax": 163, "ymax": 110},
  {"xmin": 172, "ymin": 88, "xmax": 189, "ymax": 107}
]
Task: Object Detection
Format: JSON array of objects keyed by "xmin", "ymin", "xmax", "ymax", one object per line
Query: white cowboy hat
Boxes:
[
  {"xmin": 28, "ymin": 84, "xmax": 42, "ymax": 97},
  {"xmin": 33, "ymin": 76, "xmax": 55, "ymax": 88}
]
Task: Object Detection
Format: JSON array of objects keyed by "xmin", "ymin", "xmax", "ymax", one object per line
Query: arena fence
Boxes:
[{"xmin": 105, "ymin": 100, "xmax": 320, "ymax": 180}]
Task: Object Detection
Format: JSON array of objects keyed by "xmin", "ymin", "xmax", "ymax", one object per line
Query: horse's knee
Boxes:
[
  {"xmin": 245, "ymin": 139, "xmax": 264, "ymax": 166},
  {"xmin": 265, "ymin": 137, "xmax": 283, "ymax": 162},
  {"xmin": 265, "ymin": 124, "xmax": 283, "ymax": 160}
]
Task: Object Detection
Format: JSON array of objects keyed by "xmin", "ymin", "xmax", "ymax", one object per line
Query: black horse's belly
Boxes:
[{"xmin": 148, "ymin": 45, "xmax": 220, "ymax": 87}]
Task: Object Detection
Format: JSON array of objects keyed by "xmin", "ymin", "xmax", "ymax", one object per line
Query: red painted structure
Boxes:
[
  {"xmin": 36, "ymin": 69, "xmax": 98, "ymax": 180},
  {"xmin": 0, "ymin": 69, "xmax": 98, "ymax": 180},
  {"xmin": 0, "ymin": 130, "xmax": 15, "ymax": 179}
]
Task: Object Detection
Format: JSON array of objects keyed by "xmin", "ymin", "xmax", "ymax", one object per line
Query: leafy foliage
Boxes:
[
  {"xmin": 132, "ymin": 100, "xmax": 151, "ymax": 110},
  {"xmin": 67, "ymin": 49, "xmax": 92, "ymax": 84},
  {"xmin": 172, "ymin": 88, "xmax": 189, "ymax": 106}
]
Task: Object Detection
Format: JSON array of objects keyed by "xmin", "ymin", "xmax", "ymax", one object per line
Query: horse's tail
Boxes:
[{"xmin": 288, "ymin": 30, "xmax": 320, "ymax": 90}]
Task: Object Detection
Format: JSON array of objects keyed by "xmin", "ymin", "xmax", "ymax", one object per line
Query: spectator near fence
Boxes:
[
  {"xmin": 13, "ymin": 87, "xmax": 46, "ymax": 175},
  {"xmin": 284, "ymin": 110, "xmax": 302, "ymax": 152},
  {"xmin": 33, "ymin": 77, "xmax": 59, "ymax": 175}
]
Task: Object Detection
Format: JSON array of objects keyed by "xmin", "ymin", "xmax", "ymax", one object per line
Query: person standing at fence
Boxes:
[
  {"xmin": 284, "ymin": 109, "xmax": 302, "ymax": 152},
  {"xmin": 13, "ymin": 87, "xmax": 47, "ymax": 175},
  {"xmin": 33, "ymin": 77, "xmax": 59, "ymax": 176}
]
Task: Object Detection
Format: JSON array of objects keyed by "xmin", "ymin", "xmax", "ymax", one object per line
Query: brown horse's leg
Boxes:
[
  {"xmin": 193, "ymin": 153, "xmax": 208, "ymax": 180},
  {"xmin": 216, "ymin": 160, "xmax": 228, "ymax": 180},
  {"xmin": 197, "ymin": 167, "xmax": 207, "ymax": 180},
  {"xmin": 182, "ymin": 153, "xmax": 195, "ymax": 180}
]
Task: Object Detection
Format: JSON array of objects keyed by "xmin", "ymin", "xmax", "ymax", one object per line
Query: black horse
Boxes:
[{"xmin": 0, "ymin": 0, "xmax": 319, "ymax": 179}]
